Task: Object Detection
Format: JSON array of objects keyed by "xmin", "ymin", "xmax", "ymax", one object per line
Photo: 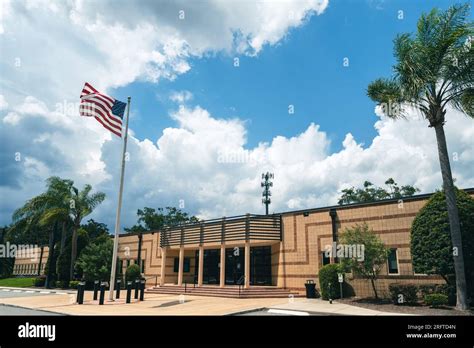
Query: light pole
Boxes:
[{"xmin": 261, "ymin": 172, "xmax": 274, "ymax": 215}]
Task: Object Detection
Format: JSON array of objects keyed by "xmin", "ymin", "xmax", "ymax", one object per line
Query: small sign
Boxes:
[{"xmin": 338, "ymin": 273, "xmax": 343, "ymax": 283}]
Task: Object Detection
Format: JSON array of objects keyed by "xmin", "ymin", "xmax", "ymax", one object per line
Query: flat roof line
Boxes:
[{"xmin": 119, "ymin": 187, "xmax": 474, "ymax": 237}]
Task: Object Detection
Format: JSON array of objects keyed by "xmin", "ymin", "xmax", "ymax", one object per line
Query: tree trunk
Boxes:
[
  {"xmin": 45, "ymin": 224, "xmax": 57, "ymax": 288},
  {"xmin": 69, "ymin": 224, "xmax": 78, "ymax": 280},
  {"xmin": 433, "ymin": 123, "xmax": 468, "ymax": 310},
  {"xmin": 60, "ymin": 221, "xmax": 67, "ymax": 252},
  {"xmin": 370, "ymin": 277, "xmax": 378, "ymax": 299},
  {"xmin": 37, "ymin": 246, "xmax": 44, "ymax": 276}
]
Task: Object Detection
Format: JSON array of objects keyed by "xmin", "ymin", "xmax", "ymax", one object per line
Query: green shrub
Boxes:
[
  {"xmin": 75, "ymin": 235, "xmax": 113, "ymax": 282},
  {"xmin": 424, "ymin": 293, "xmax": 449, "ymax": 307},
  {"xmin": 418, "ymin": 283, "xmax": 456, "ymax": 306},
  {"xmin": 389, "ymin": 284, "xmax": 418, "ymax": 305},
  {"xmin": 34, "ymin": 276, "xmax": 46, "ymax": 287},
  {"xmin": 436, "ymin": 284, "xmax": 456, "ymax": 306},
  {"xmin": 418, "ymin": 284, "xmax": 437, "ymax": 298},
  {"xmin": 319, "ymin": 264, "xmax": 342, "ymax": 300},
  {"xmin": 69, "ymin": 280, "xmax": 80, "ymax": 289},
  {"xmin": 125, "ymin": 264, "xmax": 141, "ymax": 283},
  {"xmin": 57, "ymin": 280, "xmax": 69, "ymax": 289},
  {"xmin": 411, "ymin": 188, "xmax": 474, "ymax": 303}
]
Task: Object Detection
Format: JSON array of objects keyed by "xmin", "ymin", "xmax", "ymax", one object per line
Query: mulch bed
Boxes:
[{"xmin": 337, "ymin": 297, "xmax": 473, "ymax": 316}]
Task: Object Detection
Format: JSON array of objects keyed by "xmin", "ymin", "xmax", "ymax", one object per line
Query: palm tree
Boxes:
[
  {"xmin": 367, "ymin": 4, "xmax": 473, "ymax": 310},
  {"xmin": 12, "ymin": 177, "xmax": 73, "ymax": 287},
  {"xmin": 69, "ymin": 184, "xmax": 105, "ymax": 279}
]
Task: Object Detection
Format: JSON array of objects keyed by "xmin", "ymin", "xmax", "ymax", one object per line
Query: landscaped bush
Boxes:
[
  {"xmin": 319, "ymin": 264, "xmax": 341, "ymax": 300},
  {"xmin": 418, "ymin": 283, "xmax": 456, "ymax": 306},
  {"xmin": 125, "ymin": 264, "xmax": 141, "ymax": 283},
  {"xmin": 57, "ymin": 280, "xmax": 69, "ymax": 289},
  {"xmin": 424, "ymin": 293, "xmax": 449, "ymax": 307},
  {"xmin": 436, "ymin": 284, "xmax": 456, "ymax": 306},
  {"xmin": 418, "ymin": 284, "xmax": 437, "ymax": 298},
  {"xmin": 389, "ymin": 284, "xmax": 418, "ymax": 305},
  {"xmin": 411, "ymin": 188, "xmax": 474, "ymax": 304},
  {"xmin": 34, "ymin": 276, "xmax": 46, "ymax": 287},
  {"xmin": 69, "ymin": 280, "xmax": 80, "ymax": 289}
]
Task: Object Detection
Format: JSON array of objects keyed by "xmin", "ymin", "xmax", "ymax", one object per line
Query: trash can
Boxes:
[{"xmin": 305, "ymin": 279, "xmax": 316, "ymax": 298}]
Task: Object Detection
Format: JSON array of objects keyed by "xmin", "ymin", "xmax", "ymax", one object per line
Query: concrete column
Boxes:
[
  {"xmin": 159, "ymin": 247, "xmax": 167, "ymax": 286},
  {"xmin": 198, "ymin": 246, "xmax": 204, "ymax": 287},
  {"xmin": 244, "ymin": 242, "xmax": 250, "ymax": 289},
  {"xmin": 219, "ymin": 244, "xmax": 226, "ymax": 288},
  {"xmin": 178, "ymin": 246, "xmax": 184, "ymax": 286}
]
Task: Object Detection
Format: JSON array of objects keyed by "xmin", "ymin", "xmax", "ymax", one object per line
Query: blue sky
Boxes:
[
  {"xmin": 1, "ymin": 0, "xmax": 473, "ymax": 228},
  {"xmin": 113, "ymin": 0, "xmax": 468, "ymax": 152}
]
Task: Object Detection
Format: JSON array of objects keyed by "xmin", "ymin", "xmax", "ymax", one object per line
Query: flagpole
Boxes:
[{"xmin": 108, "ymin": 96, "xmax": 131, "ymax": 301}]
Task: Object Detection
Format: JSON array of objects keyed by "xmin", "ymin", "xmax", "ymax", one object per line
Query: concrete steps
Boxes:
[{"xmin": 146, "ymin": 285, "xmax": 301, "ymax": 298}]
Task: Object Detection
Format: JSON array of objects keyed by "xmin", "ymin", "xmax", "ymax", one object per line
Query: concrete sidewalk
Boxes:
[
  {"xmin": 269, "ymin": 298, "xmax": 412, "ymax": 316},
  {"xmin": 0, "ymin": 286, "xmax": 409, "ymax": 316}
]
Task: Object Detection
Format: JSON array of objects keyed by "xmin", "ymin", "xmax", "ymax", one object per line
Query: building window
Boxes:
[
  {"xmin": 388, "ymin": 248, "xmax": 399, "ymax": 274},
  {"xmin": 173, "ymin": 257, "xmax": 190, "ymax": 273},
  {"xmin": 141, "ymin": 261, "xmax": 145, "ymax": 273},
  {"xmin": 126, "ymin": 259, "xmax": 130, "ymax": 268},
  {"xmin": 321, "ymin": 252, "xmax": 330, "ymax": 266}
]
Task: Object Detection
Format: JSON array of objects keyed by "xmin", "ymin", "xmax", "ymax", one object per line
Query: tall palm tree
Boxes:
[
  {"xmin": 367, "ymin": 4, "xmax": 473, "ymax": 310},
  {"xmin": 69, "ymin": 184, "xmax": 105, "ymax": 279},
  {"xmin": 12, "ymin": 177, "xmax": 73, "ymax": 287}
]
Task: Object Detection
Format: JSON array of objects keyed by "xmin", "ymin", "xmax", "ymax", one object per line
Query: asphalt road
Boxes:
[
  {"xmin": 0, "ymin": 303, "xmax": 61, "ymax": 315},
  {"xmin": 0, "ymin": 288, "xmax": 67, "ymax": 315}
]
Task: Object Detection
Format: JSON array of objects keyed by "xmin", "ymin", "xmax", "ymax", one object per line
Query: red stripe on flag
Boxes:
[
  {"xmin": 81, "ymin": 99, "xmax": 122, "ymax": 128},
  {"xmin": 94, "ymin": 116, "xmax": 122, "ymax": 138},
  {"xmin": 80, "ymin": 104, "xmax": 122, "ymax": 133}
]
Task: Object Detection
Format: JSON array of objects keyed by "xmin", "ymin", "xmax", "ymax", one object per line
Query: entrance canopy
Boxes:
[{"xmin": 159, "ymin": 214, "xmax": 282, "ymax": 248}]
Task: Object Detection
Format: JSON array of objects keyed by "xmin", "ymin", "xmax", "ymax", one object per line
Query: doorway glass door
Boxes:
[
  {"xmin": 225, "ymin": 247, "xmax": 244, "ymax": 285},
  {"xmin": 250, "ymin": 246, "xmax": 272, "ymax": 285}
]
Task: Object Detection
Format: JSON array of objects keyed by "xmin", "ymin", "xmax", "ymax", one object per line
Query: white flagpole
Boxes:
[{"xmin": 108, "ymin": 96, "xmax": 131, "ymax": 301}]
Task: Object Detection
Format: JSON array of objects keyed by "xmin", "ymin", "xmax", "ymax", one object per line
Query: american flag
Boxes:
[{"xmin": 80, "ymin": 82, "xmax": 127, "ymax": 137}]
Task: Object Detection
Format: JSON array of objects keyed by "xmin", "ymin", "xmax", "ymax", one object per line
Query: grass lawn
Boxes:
[{"xmin": 0, "ymin": 277, "xmax": 36, "ymax": 287}]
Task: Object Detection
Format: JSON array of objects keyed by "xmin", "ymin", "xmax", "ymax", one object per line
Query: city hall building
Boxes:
[
  {"xmin": 13, "ymin": 188, "xmax": 474, "ymax": 298},
  {"xmin": 116, "ymin": 188, "xmax": 474, "ymax": 298}
]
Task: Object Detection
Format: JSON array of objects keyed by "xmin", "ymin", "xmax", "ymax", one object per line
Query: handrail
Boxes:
[{"xmin": 142, "ymin": 275, "xmax": 158, "ymax": 287}]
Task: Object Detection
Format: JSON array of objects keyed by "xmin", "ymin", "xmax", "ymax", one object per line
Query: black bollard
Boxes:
[
  {"xmin": 93, "ymin": 280, "xmax": 99, "ymax": 301},
  {"xmin": 76, "ymin": 283, "xmax": 85, "ymax": 304},
  {"xmin": 139, "ymin": 280, "xmax": 145, "ymax": 301},
  {"xmin": 116, "ymin": 280, "xmax": 121, "ymax": 299},
  {"xmin": 134, "ymin": 279, "xmax": 139, "ymax": 299},
  {"xmin": 126, "ymin": 281, "xmax": 132, "ymax": 304},
  {"xmin": 80, "ymin": 282, "xmax": 86, "ymax": 304},
  {"xmin": 99, "ymin": 282, "xmax": 105, "ymax": 305}
]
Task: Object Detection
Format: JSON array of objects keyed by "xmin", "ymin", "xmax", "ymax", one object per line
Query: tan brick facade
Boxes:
[
  {"xmin": 115, "ymin": 190, "xmax": 473, "ymax": 298},
  {"xmin": 13, "ymin": 189, "xmax": 472, "ymax": 298},
  {"xmin": 12, "ymin": 245, "xmax": 49, "ymax": 276}
]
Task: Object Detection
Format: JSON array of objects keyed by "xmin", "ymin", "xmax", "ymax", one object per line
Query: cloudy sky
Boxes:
[{"xmin": 0, "ymin": 0, "xmax": 473, "ymax": 231}]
